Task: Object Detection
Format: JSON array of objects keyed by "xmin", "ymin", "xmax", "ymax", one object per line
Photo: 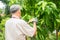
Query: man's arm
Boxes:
[
  {"xmin": 28, "ymin": 18, "xmax": 37, "ymax": 36},
  {"xmin": 33, "ymin": 22, "xmax": 37, "ymax": 36},
  {"xmin": 17, "ymin": 18, "xmax": 37, "ymax": 37}
]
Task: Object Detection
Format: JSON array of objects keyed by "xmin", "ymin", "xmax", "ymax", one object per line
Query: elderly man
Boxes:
[{"xmin": 5, "ymin": 5, "xmax": 37, "ymax": 40}]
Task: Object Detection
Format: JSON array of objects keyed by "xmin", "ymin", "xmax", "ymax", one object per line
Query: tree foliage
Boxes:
[{"xmin": 0, "ymin": 0, "xmax": 60, "ymax": 40}]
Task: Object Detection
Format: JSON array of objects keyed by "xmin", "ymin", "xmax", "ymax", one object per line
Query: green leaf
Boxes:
[{"xmin": 56, "ymin": 19, "xmax": 60, "ymax": 23}]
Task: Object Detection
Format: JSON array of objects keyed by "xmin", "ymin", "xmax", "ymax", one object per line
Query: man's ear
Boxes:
[{"xmin": 17, "ymin": 10, "xmax": 20, "ymax": 14}]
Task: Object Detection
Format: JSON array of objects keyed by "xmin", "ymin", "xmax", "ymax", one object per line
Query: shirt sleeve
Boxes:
[{"xmin": 16, "ymin": 20, "xmax": 34, "ymax": 37}]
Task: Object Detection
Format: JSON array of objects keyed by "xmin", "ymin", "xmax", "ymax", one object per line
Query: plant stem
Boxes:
[{"xmin": 56, "ymin": 29, "xmax": 58, "ymax": 40}]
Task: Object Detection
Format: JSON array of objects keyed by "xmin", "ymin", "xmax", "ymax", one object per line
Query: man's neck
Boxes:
[{"xmin": 12, "ymin": 15, "xmax": 20, "ymax": 19}]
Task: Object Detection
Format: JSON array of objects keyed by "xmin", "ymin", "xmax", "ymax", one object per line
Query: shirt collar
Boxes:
[{"xmin": 12, "ymin": 15, "xmax": 20, "ymax": 19}]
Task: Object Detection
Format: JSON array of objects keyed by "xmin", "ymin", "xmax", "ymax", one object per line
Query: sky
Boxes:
[{"xmin": 0, "ymin": 1, "xmax": 5, "ymax": 9}]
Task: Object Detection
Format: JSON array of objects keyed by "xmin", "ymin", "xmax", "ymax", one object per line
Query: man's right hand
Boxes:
[{"xmin": 28, "ymin": 18, "xmax": 38, "ymax": 23}]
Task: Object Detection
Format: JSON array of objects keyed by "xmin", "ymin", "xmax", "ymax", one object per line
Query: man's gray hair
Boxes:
[{"xmin": 10, "ymin": 4, "xmax": 20, "ymax": 13}]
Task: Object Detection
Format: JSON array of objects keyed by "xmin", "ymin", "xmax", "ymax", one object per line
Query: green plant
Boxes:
[{"xmin": 35, "ymin": 1, "xmax": 59, "ymax": 40}]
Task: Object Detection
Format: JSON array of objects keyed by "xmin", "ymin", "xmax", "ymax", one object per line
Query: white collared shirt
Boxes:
[{"xmin": 5, "ymin": 16, "xmax": 34, "ymax": 40}]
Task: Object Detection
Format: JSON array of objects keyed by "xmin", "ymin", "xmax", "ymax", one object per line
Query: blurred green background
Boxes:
[{"xmin": 0, "ymin": 0, "xmax": 60, "ymax": 40}]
